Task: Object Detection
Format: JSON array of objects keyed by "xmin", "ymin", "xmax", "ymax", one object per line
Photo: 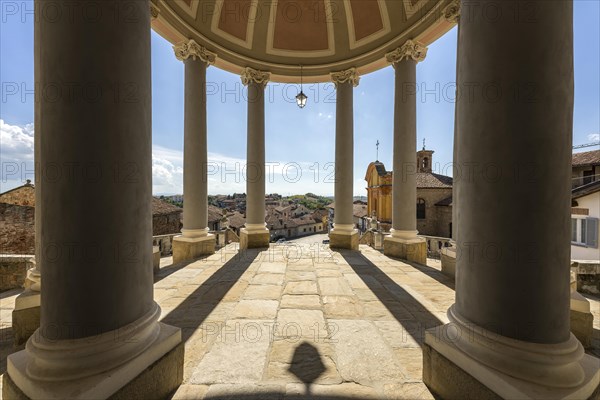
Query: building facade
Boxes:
[
  {"xmin": 572, "ymin": 150, "xmax": 600, "ymax": 188},
  {"xmin": 365, "ymin": 148, "xmax": 453, "ymax": 237}
]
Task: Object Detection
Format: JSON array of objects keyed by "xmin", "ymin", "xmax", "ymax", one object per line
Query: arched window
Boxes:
[
  {"xmin": 417, "ymin": 198, "xmax": 426, "ymax": 219},
  {"xmin": 422, "ymin": 157, "xmax": 429, "ymax": 170}
]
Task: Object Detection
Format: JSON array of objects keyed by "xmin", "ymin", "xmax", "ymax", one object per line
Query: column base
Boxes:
[
  {"xmin": 329, "ymin": 229, "xmax": 359, "ymax": 250},
  {"xmin": 239, "ymin": 228, "xmax": 270, "ymax": 249},
  {"xmin": 12, "ymin": 289, "xmax": 41, "ymax": 346},
  {"xmin": 440, "ymin": 246, "xmax": 457, "ymax": 278},
  {"xmin": 172, "ymin": 233, "xmax": 216, "ymax": 264},
  {"xmin": 570, "ymin": 291, "xmax": 593, "ymax": 348},
  {"xmin": 423, "ymin": 307, "xmax": 600, "ymax": 400},
  {"xmin": 383, "ymin": 236, "xmax": 426, "ymax": 264},
  {"xmin": 5, "ymin": 321, "xmax": 183, "ymax": 400}
]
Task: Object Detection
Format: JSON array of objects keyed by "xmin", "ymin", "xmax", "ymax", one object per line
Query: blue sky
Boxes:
[{"xmin": 1, "ymin": 1, "xmax": 599, "ymax": 196}]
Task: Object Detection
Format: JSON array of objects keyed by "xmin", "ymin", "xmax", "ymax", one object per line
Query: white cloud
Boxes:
[
  {"xmin": 0, "ymin": 119, "xmax": 34, "ymax": 162},
  {"xmin": 588, "ymin": 133, "xmax": 600, "ymax": 142},
  {"xmin": 151, "ymin": 145, "xmax": 184, "ymax": 195},
  {"xmin": 0, "ymin": 121, "xmax": 362, "ymax": 196},
  {"xmin": 0, "ymin": 120, "xmax": 35, "ymax": 189}
]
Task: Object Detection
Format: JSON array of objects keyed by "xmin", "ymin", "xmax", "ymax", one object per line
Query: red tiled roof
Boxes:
[
  {"xmin": 227, "ymin": 211, "xmax": 246, "ymax": 228},
  {"xmin": 353, "ymin": 204, "xmax": 368, "ymax": 218},
  {"xmin": 208, "ymin": 205, "xmax": 224, "ymax": 223},
  {"xmin": 152, "ymin": 197, "xmax": 182, "ymax": 216},
  {"xmin": 572, "ymin": 150, "xmax": 600, "ymax": 167}
]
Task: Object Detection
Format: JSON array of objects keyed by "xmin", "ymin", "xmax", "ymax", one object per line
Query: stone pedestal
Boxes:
[
  {"xmin": 570, "ymin": 290, "xmax": 593, "ymax": 348},
  {"xmin": 440, "ymin": 246, "xmax": 456, "ymax": 278},
  {"xmin": 383, "ymin": 236, "xmax": 426, "ymax": 264},
  {"xmin": 5, "ymin": 320, "xmax": 183, "ymax": 400},
  {"xmin": 12, "ymin": 290, "xmax": 40, "ymax": 346},
  {"xmin": 240, "ymin": 228, "xmax": 270, "ymax": 249},
  {"xmin": 12, "ymin": 267, "xmax": 41, "ymax": 346},
  {"xmin": 172, "ymin": 234, "xmax": 216, "ymax": 264},
  {"xmin": 424, "ymin": 319, "xmax": 600, "ymax": 400},
  {"xmin": 329, "ymin": 229, "xmax": 359, "ymax": 250}
]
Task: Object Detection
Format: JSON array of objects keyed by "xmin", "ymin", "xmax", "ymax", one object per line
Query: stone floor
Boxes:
[{"xmin": 1, "ymin": 242, "xmax": 599, "ymax": 399}]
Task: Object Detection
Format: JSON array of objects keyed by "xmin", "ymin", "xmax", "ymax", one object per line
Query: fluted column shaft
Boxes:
[
  {"xmin": 387, "ymin": 41, "xmax": 427, "ymax": 239},
  {"xmin": 246, "ymin": 81, "xmax": 266, "ymax": 227},
  {"xmin": 333, "ymin": 81, "xmax": 354, "ymax": 228},
  {"xmin": 455, "ymin": 0, "xmax": 573, "ymax": 343},
  {"xmin": 392, "ymin": 60, "xmax": 417, "ymax": 234},
  {"xmin": 182, "ymin": 58, "xmax": 208, "ymax": 234},
  {"xmin": 172, "ymin": 41, "xmax": 217, "ymax": 261},
  {"xmin": 39, "ymin": 0, "xmax": 153, "ymax": 340}
]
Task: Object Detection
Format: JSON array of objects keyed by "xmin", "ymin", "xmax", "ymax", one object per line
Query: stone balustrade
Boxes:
[{"xmin": 421, "ymin": 235, "xmax": 452, "ymax": 259}]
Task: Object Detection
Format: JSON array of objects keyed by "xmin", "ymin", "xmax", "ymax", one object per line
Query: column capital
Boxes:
[
  {"xmin": 150, "ymin": 2, "xmax": 160, "ymax": 20},
  {"xmin": 173, "ymin": 39, "xmax": 216, "ymax": 64},
  {"xmin": 386, "ymin": 40, "xmax": 428, "ymax": 65},
  {"xmin": 240, "ymin": 67, "xmax": 270, "ymax": 87},
  {"xmin": 442, "ymin": 0, "xmax": 460, "ymax": 24},
  {"xmin": 330, "ymin": 67, "xmax": 360, "ymax": 87}
]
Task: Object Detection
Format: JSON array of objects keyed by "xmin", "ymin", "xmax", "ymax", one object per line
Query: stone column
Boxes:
[
  {"xmin": 441, "ymin": 0, "xmax": 460, "ymax": 278},
  {"xmin": 239, "ymin": 67, "xmax": 270, "ymax": 249},
  {"xmin": 5, "ymin": 2, "xmax": 183, "ymax": 398},
  {"xmin": 383, "ymin": 41, "xmax": 427, "ymax": 264},
  {"xmin": 172, "ymin": 40, "xmax": 217, "ymax": 263},
  {"xmin": 423, "ymin": 2, "xmax": 599, "ymax": 399},
  {"xmin": 329, "ymin": 68, "xmax": 359, "ymax": 250},
  {"xmin": 12, "ymin": 0, "xmax": 43, "ymax": 346}
]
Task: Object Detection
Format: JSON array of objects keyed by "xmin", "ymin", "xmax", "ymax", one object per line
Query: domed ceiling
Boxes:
[{"xmin": 151, "ymin": 0, "xmax": 457, "ymax": 82}]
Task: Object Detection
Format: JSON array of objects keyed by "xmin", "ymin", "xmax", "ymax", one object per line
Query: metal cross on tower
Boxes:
[{"xmin": 376, "ymin": 140, "xmax": 380, "ymax": 161}]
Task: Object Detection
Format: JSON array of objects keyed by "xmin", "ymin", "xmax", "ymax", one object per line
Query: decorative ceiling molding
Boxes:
[
  {"xmin": 153, "ymin": 0, "xmax": 451, "ymax": 82},
  {"xmin": 402, "ymin": 0, "xmax": 428, "ymax": 21},
  {"xmin": 173, "ymin": 0, "xmax": 199, "ymax": 19},
  {"xmin": 211, "ymin": 0, "xmax": 258, "ymax": 50},
  {"xmin": 266, "ymin": 0, "xmax": 336, "ymax": 58},
  {"xmin": 150, "ymin": 2, "xmax": 160, "ymax": 20},
  {"xmin": 386, "ymin": 40, "xmax": 428, "ymax": 64},
  {"xmin": 173, "ymin": 39, "xmax": 217, "ymax": 64},
  {"xmin": 331, "ymin": 68, "xmax": 360, "ymax": 87},
  {"xmin": 241, "ymin": 67, "xmax": 271, "ymax": 87},
  {"xmin": 345, "ymin": 0, "xmax": 391, "ymax": 50},
  {"xmin": 443, "ymin": 0, "xmax": 460, "ymax": 24}
]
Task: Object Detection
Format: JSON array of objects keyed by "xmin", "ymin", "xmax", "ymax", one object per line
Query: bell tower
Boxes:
[{"xmin": 416, "ymin": 139, "xmax": 434, "ymax": 173}]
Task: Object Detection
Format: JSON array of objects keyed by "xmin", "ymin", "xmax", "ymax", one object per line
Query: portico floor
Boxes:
[{"xmin": 1, "ymin": 242, "xmax": 599, "ymax": 399}]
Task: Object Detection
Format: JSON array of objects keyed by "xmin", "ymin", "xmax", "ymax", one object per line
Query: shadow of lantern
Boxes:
[{"xmin": 288, "ymin": 342, "xmax": 326, "ymax": 396}]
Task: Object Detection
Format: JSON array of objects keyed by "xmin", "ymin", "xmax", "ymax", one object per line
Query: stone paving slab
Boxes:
[
  {"xmin": 2, "ymin": 242, "xmax": 599, "ymax": 400},
  {"xmin": 280, "ymin": 295, "xmax": 321, "ymax": 309}
]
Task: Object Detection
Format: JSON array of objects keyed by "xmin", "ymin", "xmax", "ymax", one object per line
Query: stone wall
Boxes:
[
  {"xmin": 152, "ymin": 212, "xmax": 182, "ymax": 236},
  {"xmin": 0, "ymin": 203, "xmax": 35, "ymax": 254},
  {"xmin": 0, "ymin": 184, "xmax": 35, "ymax": 206},
  {"xmin": 416, "ymin": 188, "xmax": 453, "ymax": 237},
  {"xmin": 435, "ymin": 206, "xmax": 453, "ymax": 239},
  {"xmin": 0, "ymin": 255, "xmax": 34, "ymax": 291}
]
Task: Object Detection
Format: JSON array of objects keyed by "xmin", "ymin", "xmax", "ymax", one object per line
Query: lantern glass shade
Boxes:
[{"xmin": 296, "ymin": 90, "xmax": 307, "ymax": 108}]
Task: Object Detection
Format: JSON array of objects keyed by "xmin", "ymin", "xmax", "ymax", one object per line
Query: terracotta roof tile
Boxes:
[
  {"xmin": 572, "ymin": 150, "xmax": 600, "ymax": 167},
  {"xmin": 152, "ymin": 197, "xmax": 182, "ymax": 216}
]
